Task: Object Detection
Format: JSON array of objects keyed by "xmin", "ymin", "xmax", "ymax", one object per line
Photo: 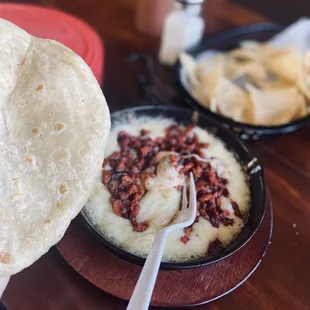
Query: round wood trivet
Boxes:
[{"xmin": 56, "ymin": 197, "xmax": 272, "ymax": 307}]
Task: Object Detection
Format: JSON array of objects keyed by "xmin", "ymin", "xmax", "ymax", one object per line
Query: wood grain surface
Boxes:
[
  {"xmin": 56, "ymin": 197, "xmax": 272, "ymax": 307},
  {"xmin": 2, "ymin": 0, "xmax": 310, "ymax": 309}
]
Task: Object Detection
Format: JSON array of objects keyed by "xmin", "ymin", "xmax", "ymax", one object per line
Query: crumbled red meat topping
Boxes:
[{"xmin": 102, "ymin": 124, "xmax": 242, "ymax": 253}]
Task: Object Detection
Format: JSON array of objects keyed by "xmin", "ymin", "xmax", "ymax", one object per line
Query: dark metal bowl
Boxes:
[
  {"xmin": 81, "ymin": 105, "xmax": 267, "ymax": 269},
  {"xmin": 175, "ymin": 22, "xmax": 310, "ymax": 140}
]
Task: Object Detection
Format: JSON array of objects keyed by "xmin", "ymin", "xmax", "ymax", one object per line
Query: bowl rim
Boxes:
[
  {"xmin": 81, "ymin": 104, "xmax": 267, "ymax": 269},
  {"xmin": 174, "ymin": 22, "xmax": 310, "ymax": 136}
]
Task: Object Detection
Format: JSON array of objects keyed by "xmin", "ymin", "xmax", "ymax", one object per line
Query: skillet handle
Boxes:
[
  {"xmin": 0, "ymin": 300, "xmax": 7, "ymax": 310},
  {"xmin": 126, "ymin": 53, "xmax": 156, "ymax": 101}
]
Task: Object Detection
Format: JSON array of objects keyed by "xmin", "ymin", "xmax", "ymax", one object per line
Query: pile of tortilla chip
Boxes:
[{"xmin": 180, "ymin": 41, "xmax": 310, "ymax": 126}]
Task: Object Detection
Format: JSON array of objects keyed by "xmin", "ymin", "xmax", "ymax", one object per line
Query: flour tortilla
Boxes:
[{"xmin": 0, "ymin": 19, "xmax": 110, "ymax": 275}]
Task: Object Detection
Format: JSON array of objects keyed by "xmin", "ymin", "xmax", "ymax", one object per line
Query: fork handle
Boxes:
[{"xmin": 126, "ymin": 229, "xmax": 168, "ymax": 310}]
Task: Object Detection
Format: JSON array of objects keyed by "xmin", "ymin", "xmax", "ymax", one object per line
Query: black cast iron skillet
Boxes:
[
  {"xmin": 81, "ymin": 105, "xmax": 267, "ymax": 269},
  {"xmin": 175, "ymin": 22, "xmax": 310, "ymax": 140}
]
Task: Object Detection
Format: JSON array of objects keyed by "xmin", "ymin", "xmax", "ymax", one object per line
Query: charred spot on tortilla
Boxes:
[
  {"xmin": 32, "ymin": 127, "xmax": 39, "ymax": 136},
  {"xmin": 52, "ymin": 149, "xmax": 68, "ymax": 161},
  {"xmin": 0, "ymin": 253, "xmax": 9, "ymax": 264},
  {"xmin": 58, "ymin": 184, "xmax": 68, "ymax": 195},
  {"xmin": 54, "ymin": 122, "xmax": 65, "ymax": 132},
  {"xmin": 25, "ymin": 157, "xmax": 33, "ymax": 165},
  {"xmin": 36, "ymin": 83, "xmax": 44, "ymax": 92},
  {"xmin": 20, "ymin": 57, "xmax": 26, "ymax": 67}
]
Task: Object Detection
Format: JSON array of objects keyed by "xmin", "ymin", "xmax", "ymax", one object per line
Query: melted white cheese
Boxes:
[{"xmin": 85, "ymin": 117, "xmax": 250, "ymax": 261}]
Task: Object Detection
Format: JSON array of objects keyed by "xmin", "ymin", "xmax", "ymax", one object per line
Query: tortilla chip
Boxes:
[
  {"xmin": 188, "ymin": 54, "xmax": 225, "ymax": 109},
  {"xmin": 303, "ymin": 51, "xmax": 310, "ymax": 82},
  {"xmin": 229, "ymin": 41, "xmax": 274, "ymax": 63},
  {"xmin": 299, "ymin": 51, "xmax": 310, "ymax": 100},
  {"xmin": 229, "ymin": 48, "xmax": 258, "ymax": 62},
  {"xmin": 191, "ymin": 85, "xmax": 210, "ymax": 108},
  {"xmin": 192, "ymin": 54, "xmax": 226, "ymax": 104},
  {"xmin": 295, "ymin": 98, "xmax": 308, "ymax": 119},
  {"xmin": 226, "ymin": 57, "xmax": 268, "ymax": 81},
  {"xmin": 230, "ymin": 40, "xmax": 262, "ymax": 62},
  {"xmin": 179, "ymin": 52, "xmax": 199, "ymax": 87},
  {"xmin": 296, "ymin": 75, "xmax": 310, "ymax": 101},
  {"xmin": 254, "ymin": 73, "xmax": 294, "ymax": 90},
  {"xmin": 265, "ymin": 47, "xmax": 302, "ymax": 83},
  {"xmin": 196, "ymin": 53, "xmax": 224, "ymax": 78},
  {"xmin": 246, "ymin": 84, "xmax": 307, "ymax": 125},
  {"xmin": 240, "ymin": 40, "xmax": 261, "ymax": 50},
  {"xmin": 184, "ymin": 42, "xmax": 309, "ymax": 126},
  {"xmin": 211, "ymin": 77, "xmax": 253, "ymax": 123}
]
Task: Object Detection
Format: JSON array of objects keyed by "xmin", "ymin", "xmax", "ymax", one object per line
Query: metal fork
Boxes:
[{"xmin": 127, "ymin": 172, "xmax": 197, "ymax": 310}]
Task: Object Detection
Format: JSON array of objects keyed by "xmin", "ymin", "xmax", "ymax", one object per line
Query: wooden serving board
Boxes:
[{"xmin": 56, "ymin": 196, "xmax": 272, "ymax": 307}]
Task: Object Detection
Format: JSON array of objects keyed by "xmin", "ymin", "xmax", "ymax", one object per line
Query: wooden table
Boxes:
[{"xmin": 2, "ymin": 0, "xmax": 310, "ymax": 309}]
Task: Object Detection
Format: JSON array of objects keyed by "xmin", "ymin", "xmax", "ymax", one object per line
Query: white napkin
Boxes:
[{"xmin": 268, "ymin": 18, "xmax": 310, "ymax": 55}]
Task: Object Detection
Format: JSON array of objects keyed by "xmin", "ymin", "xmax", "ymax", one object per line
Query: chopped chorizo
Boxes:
[
  {"xmin": 180, "ymin": 236, "xmax": 190, "ymax": 244},
  {"xmin": 101, "ymin": 124, "xmax": 237, "ymax": 240},
  {"xmin": 110, "ymin": 198, "xmax": 122, "ymax": 217},
  {"xmin": 133, "ymin": 222, "xmax": 149, "ymax": 232}
]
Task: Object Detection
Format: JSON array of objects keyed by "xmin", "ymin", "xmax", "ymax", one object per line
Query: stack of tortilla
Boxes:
[
  {"xmin": 180, "ymin": 41, "xmax": 310, "ymax": 126},
  {"xmin": 0, "ymin": 19, "xmax": 110, "ymax": 276}
]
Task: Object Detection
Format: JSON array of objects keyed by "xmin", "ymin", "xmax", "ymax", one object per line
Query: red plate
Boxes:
[{"xmin": 0, "ymin": 3, "xmax": 104, "ymax": 84}]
